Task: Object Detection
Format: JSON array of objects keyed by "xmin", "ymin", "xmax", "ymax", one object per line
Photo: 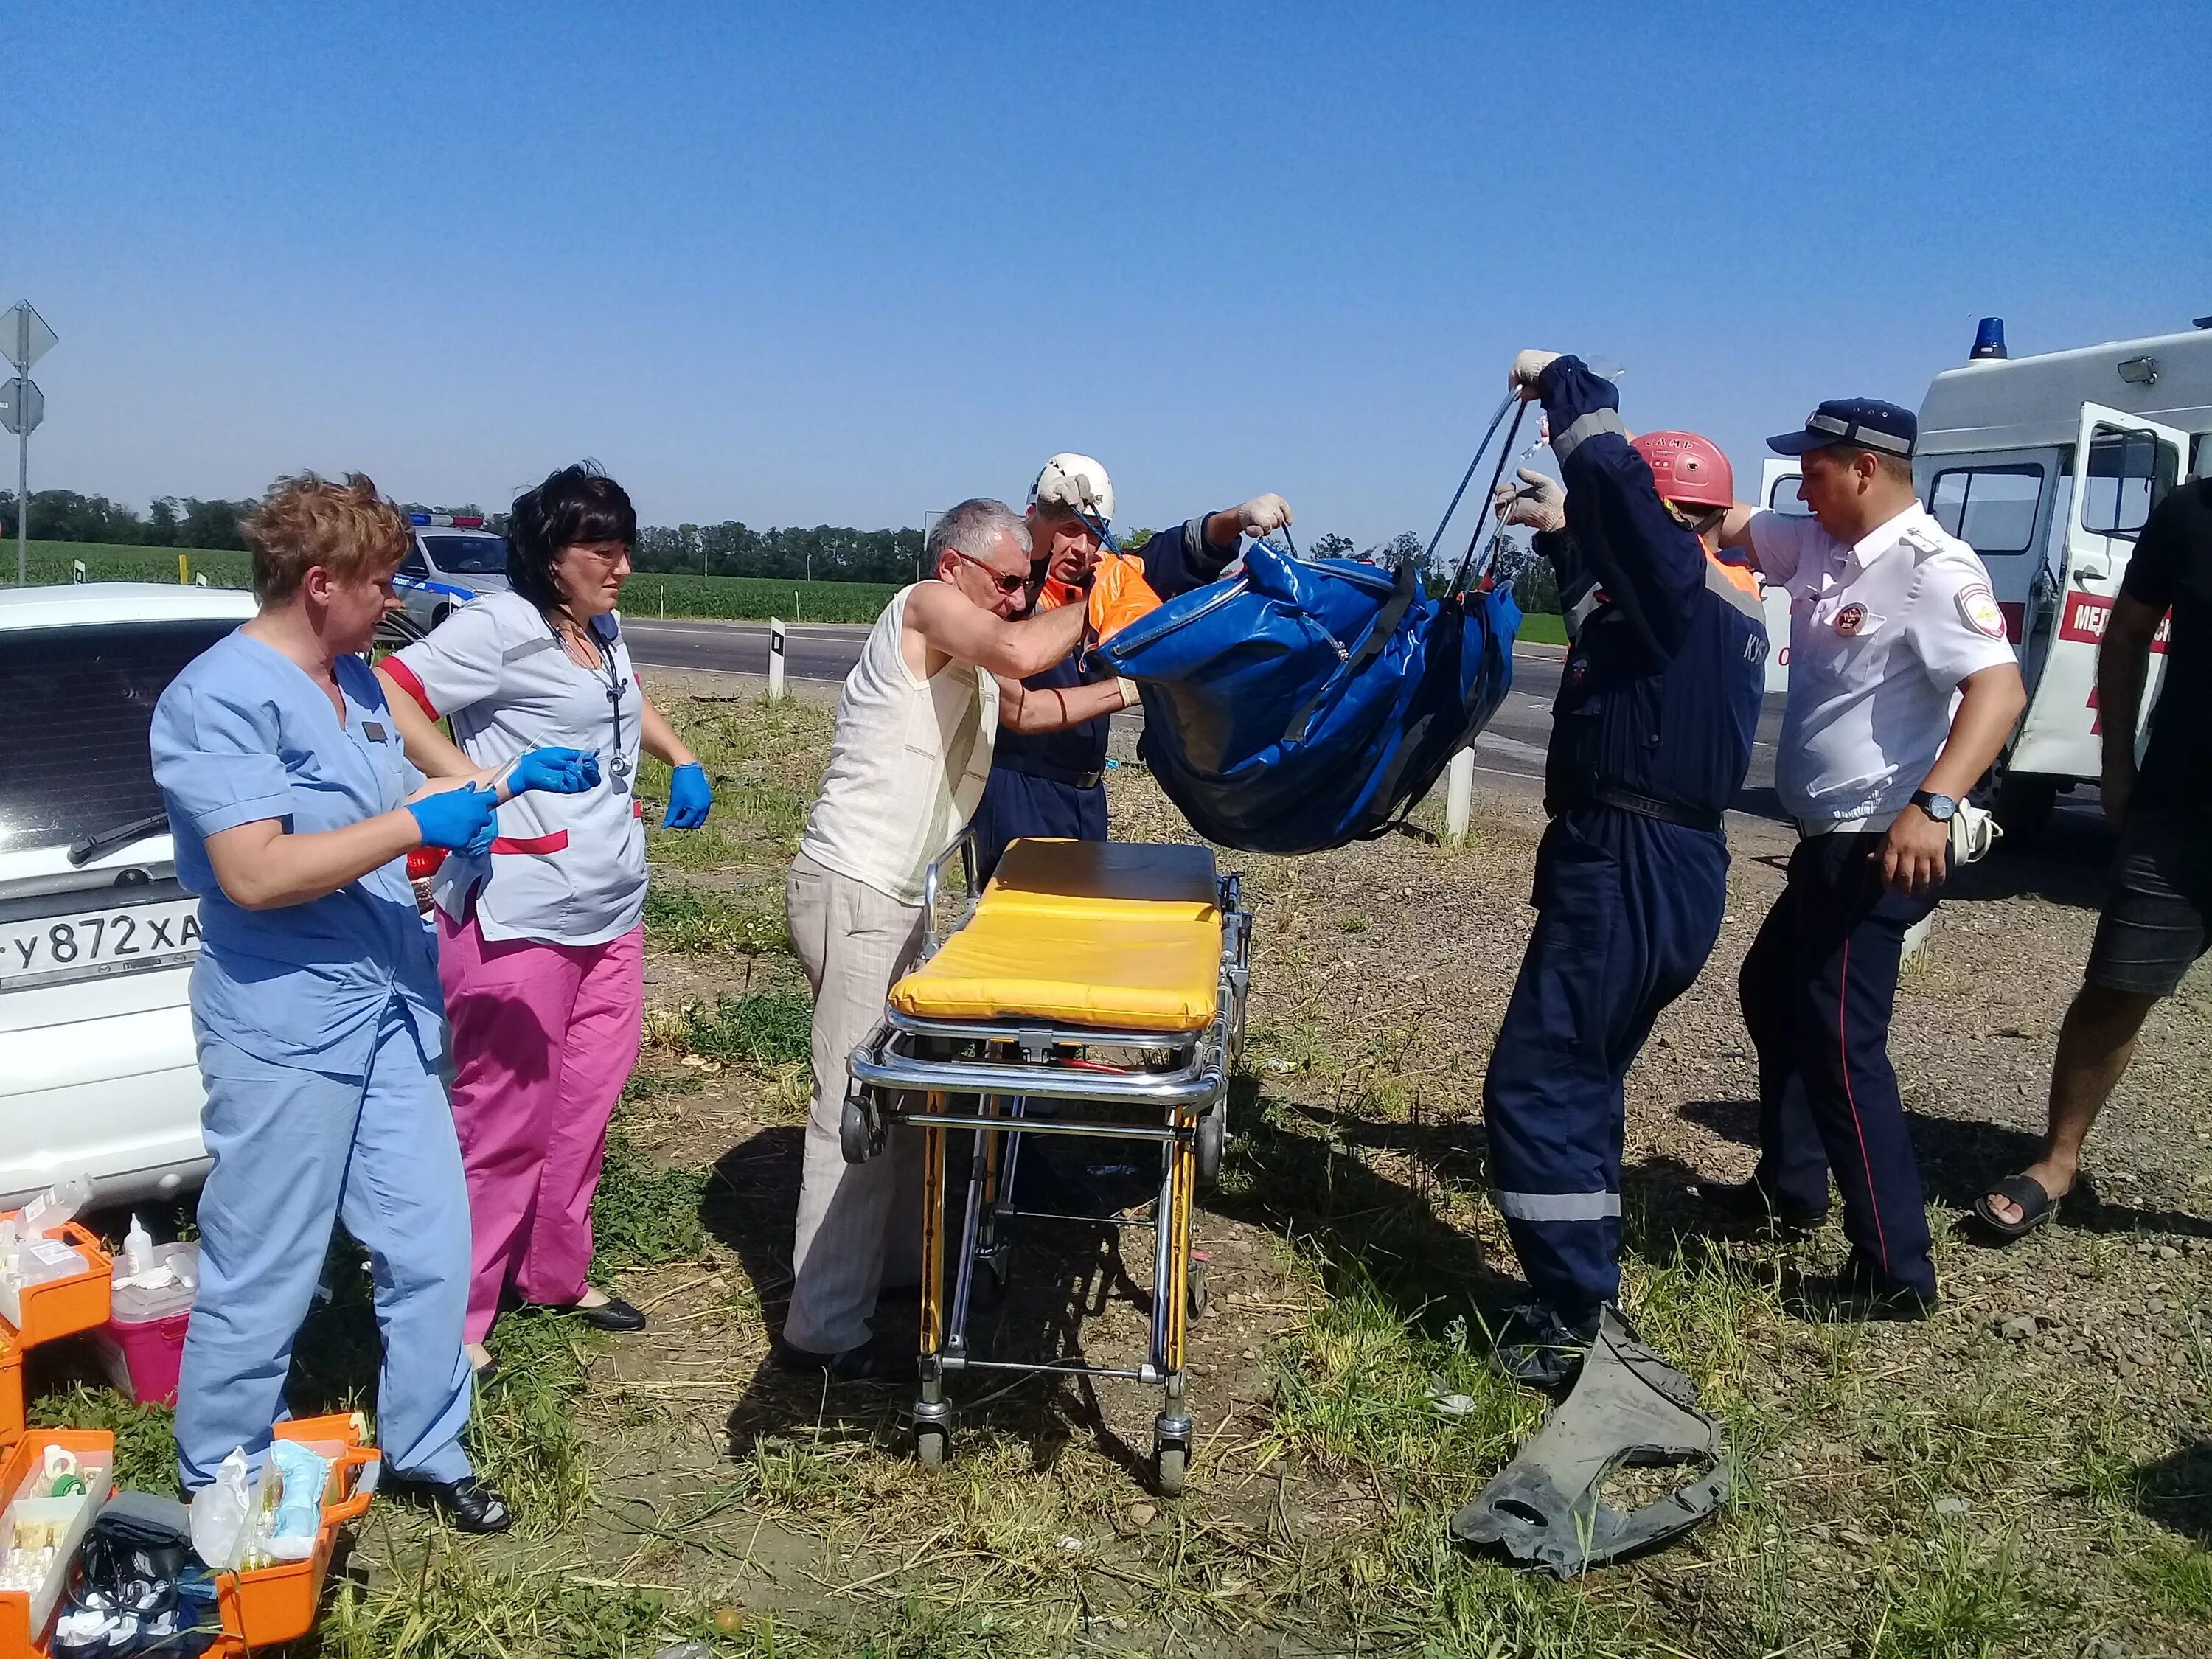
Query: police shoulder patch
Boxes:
[{"xmin": 1957, "ymin": 582, "xmax": 2006, "ymax": 639}]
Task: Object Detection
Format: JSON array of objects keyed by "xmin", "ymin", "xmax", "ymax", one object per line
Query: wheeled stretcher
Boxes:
[{"xmin": 840, "ymin": 835, "xmax": 1251, "ymax": 1495}]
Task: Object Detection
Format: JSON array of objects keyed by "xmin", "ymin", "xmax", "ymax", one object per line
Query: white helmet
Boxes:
[{"xmin": 1029, "ymin": 452, "xmax": 1115, "ymax": 524}]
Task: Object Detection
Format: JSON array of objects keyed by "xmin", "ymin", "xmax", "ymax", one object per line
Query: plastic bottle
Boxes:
[
  {"xmin": 122, "ymin": 1215, "xmax": 154, "ymax": 1279},
  {"xmin": 18, "ymin": 1175, "xmax": 94, "ymax": 1235}
]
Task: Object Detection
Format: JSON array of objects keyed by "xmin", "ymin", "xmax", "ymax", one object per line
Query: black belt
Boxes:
[
  {"xmin": 1579, "ymin": 784, "xmax": 1723, "ymax": 835},
  {"xmin": 995, "ymin": 757, "xmax": 1105, "ymax": 791}
]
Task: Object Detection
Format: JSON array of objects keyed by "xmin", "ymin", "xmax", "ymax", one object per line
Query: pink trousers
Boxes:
[{"xmin": 437, "ymin": 912, "xmax": 645, "ymax": 1343}]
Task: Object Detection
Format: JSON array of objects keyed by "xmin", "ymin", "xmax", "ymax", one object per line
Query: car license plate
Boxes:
[{"xmin": 0, "ymin": 897, "xmax": 203, "ymax": 992}]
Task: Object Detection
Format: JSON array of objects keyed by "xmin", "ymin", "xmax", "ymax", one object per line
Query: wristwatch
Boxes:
[{"xmin": 1910, "ymin": 790, "xmax": 1958, "ymax": 822}]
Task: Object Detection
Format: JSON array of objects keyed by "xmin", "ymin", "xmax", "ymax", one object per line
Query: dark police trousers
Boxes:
[
  {"xmin": 1483, "ymin": 804, "xmax": 1728, "ymax": 1323},
  {"xmin": 1742, "ymin": 831, "xmax": 1942, "ymax": 1300},
  {"xmin": 970, "ymin": 766, "xmax": 1108, "ymax": 885}
]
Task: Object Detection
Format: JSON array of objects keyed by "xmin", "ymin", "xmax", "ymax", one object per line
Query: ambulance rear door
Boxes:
[
  {"xmin": 1755, "ymin": 460, "xmax": 1808, "ymax": 694},
  {"xmin": 2007, "ymin": 402, "xmax": 2185, "ymax": 780}
]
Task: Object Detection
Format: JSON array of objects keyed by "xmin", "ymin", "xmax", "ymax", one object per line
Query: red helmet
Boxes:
[{"xmin": 1632, "ymin": 430, "xmax": 1734, "ymax": 510}]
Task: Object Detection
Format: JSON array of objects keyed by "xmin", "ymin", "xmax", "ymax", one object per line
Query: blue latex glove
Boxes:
[
  {"xmin": 663, "ymin": 762, "xmax": 713, "ymax": 830},
  {"xmin": 407, "ymin": 784, "xmax": 499, "ymax": 853},
  {"xmin": 505, "ymin": 745, "xmax": 601, "ymax": 796}
]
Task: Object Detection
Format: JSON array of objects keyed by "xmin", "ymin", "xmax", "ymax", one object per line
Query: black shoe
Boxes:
[
  {"xmin": 557, "ymin": 1295, "xmax": 646, "ymax": 1332},
  {"xmin": 775, "ymin": 1333, "xmax": 908, "ymax": 1382},
  {"xmin": 1693, "ymin": 1175, "xmax": 1829, "ymax": 1238},
  {"xmin": 1787, "ymin": 1256, "xmax": 1938, "ymax": 1324},
  {"xmin": 389, "ymin": 1473, "xmax": 513, "ymax": 1534},
  {"xmin": 1487, "ymin": 1303, "xmax": 1600, "ymax": 1391}
]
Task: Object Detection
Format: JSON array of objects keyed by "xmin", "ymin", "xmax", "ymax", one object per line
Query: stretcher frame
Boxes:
[{"xmin": 840, "ymin": 829, "xmax": 1251, "ymax": 1495}]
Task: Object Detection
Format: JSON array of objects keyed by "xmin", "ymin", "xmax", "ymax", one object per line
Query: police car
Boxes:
[{"xmin": 394, "ymin": 511, "xmax": 509, "ymax": 635}]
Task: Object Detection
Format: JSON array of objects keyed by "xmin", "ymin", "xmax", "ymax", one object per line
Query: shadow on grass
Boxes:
[
  {"xmin": 2132, "ymin": 1438, "xmax": 2212, "ymax": 1548},
  {"xmin": 699, "ymin": 1121, "xmax": 1183, "ymax": 1484},
  {"xmin": 1679, "ymin": 1096, "xmax": 2212, "ymax": 1242}
]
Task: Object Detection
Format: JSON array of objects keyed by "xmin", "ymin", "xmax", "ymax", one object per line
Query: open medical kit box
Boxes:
[
  {"xmin": 207, "ymin": 1412, "xmax": 380, "ymax": 1655},
  {"xmin": 0, "ymin": 1430, "xmax": 114, "ymax": 1657}
]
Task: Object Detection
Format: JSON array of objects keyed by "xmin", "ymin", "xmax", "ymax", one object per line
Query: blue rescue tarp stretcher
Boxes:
[{"xmin": 1099, "ymin": 543, "xmax": 1521, "ymax": 855}]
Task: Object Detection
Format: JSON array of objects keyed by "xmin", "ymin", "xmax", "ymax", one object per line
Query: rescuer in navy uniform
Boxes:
[
  {"xmin": 1480, "ymin": 350, "xmax": 1770, "ymax": 1387},
  {"xmin": 967, "ymin": 453, "xmax": 1296, "ymax": 881}
]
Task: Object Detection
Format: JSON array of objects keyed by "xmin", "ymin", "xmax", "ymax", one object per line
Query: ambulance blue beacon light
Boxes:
[{"xmin": 1971, "ymin": 317, "xmax": 2007, "ymax": 361}]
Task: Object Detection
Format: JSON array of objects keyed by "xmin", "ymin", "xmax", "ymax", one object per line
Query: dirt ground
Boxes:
[{"xmin": 322, "ymin": 672, "xmax": 2212, "ymax": 1658}]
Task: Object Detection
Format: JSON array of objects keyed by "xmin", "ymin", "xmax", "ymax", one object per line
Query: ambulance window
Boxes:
[
  {"xmin": 1928, "ymin": 465, "xmax": 2042, "ymax": 556},
  {"xmin": 2079, "ymin": 426, "xmax": 2175, "ymax": 538},
  {"xmin": 1767, "ymin": 476, "xmax": 1813, "ymax": 517}
]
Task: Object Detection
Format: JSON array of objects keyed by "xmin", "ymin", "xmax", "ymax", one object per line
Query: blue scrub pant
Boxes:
[
  {"xmin": 176, "ymin": 997, "xmax": 475, "ymax": 1490},
  {"xmin": 1741, "ymin": 832, "xmax": 1941, "ymax": 1300},
  {"xmin": 970, "ymin": 768, "xmax": 1108, "ymax": 883},
  {"xmin": 1481, "ymin": 807, "xmax": 1728, "ymax": 1324}
]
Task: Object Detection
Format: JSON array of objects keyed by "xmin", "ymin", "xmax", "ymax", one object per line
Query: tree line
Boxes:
[{"xmin": 5, "ymin": 488, "xmax": 1562, "ymax": 611}]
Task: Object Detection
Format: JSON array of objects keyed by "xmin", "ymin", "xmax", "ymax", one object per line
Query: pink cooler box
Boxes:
[{"xmin": 93, "ymin": 1242, "xmax": 198, "ymax": 1407}]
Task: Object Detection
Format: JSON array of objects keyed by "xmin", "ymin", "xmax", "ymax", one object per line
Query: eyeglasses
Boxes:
[{"xmin": 954, "ymin": 552, "xmax": 1029, "ymax": 595}]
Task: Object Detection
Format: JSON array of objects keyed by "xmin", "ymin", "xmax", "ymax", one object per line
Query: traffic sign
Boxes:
[
  {"xmin": 1, "ymin": 378, "xmax": 44, "ymax": 437},
  {"xmin": 1, "ymin": 303, "xmax": 55, "ymax": 372}
]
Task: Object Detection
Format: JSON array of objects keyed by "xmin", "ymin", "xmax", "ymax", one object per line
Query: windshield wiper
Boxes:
[{"xmin": 67, "ymin": 812, "xmax": 173, "ymax": 869}]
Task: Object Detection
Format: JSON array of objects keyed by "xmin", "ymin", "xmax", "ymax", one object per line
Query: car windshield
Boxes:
[
  {"xmin": 0, "ymin": 619, "xmax": 238, "ymax": 853},
  {"xmin": 423, "ymin": 534, "xmax": 506, "ymax": 574}
]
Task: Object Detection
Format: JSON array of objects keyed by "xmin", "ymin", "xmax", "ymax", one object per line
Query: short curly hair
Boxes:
[{"xmin": 245, "ymin": 472, "xmax": 411, "ymax": 605}]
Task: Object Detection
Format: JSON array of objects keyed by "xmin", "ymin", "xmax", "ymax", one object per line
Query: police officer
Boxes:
[
  {"xmin": 1480, "ymin": 350, "xmax": 1769, "ymax": 1386},
  {"xmin": 967, "ymin": 453, "xmax": 1295, "ymax": 881},
  {"xmin": 1696, "ymin": 400, "xmax": 2025, "ymax": 1318}
]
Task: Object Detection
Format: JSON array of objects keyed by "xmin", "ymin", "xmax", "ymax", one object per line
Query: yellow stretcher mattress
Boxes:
[{"xmin": 890, "ymin": 839, "xmax": 1222, "ymax": 1032}]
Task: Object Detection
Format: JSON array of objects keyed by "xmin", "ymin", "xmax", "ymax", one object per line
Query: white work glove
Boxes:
[
  {"xmin": 1033, "ymin": 466, "xmax": 1108, "ymax": 518},
  {"xmin": 1234, "ymin": 493, "xmax": 1294, "ymax": 539},
  {"xmin": 1492, "ymin": 468, "xmax": 1565, "ymax": 534},
  {"xmin": 1508, "ymin": 349, "xmax": 1562, "ymax": 400}
]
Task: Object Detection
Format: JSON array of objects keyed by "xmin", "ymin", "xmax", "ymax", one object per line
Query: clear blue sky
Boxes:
[{"xmin": 8, "ymin": 1, "xmax": 2208, "ymax": 551}]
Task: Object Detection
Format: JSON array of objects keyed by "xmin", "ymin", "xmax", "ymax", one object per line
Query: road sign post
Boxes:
[
  {"xmin": 768, "ymin": 619, "xmax": 787, "ymax": 700},
  {"xmin": 2, "ymin": 303, "xmax": 58, "ymax": 586},
  {"xmin": 1444, "ymin": 746, "xmax": 1475, "ymax": 843}
]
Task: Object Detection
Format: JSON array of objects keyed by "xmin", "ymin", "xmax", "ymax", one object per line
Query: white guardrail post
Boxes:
[
  {"xmin": 1444, "ymin": 747, "xmax": 1475, "ymax": 843},
  {"xmin": 768, "ymin": 618, "xmax": 787, "ymax": 700}
]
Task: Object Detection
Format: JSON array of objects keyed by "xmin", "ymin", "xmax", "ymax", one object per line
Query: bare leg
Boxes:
[{"xmin": 1986, "ymin": 982, "xmax": 2157, "ymax": 1225}]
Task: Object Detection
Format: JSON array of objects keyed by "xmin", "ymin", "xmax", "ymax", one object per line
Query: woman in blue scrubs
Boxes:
[{"xmin": 150, "ymin": 472, "xmax": 594, "ymax": 1531}]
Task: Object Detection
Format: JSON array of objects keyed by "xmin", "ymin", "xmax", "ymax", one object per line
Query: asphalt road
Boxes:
[{"xmin": 622, "ymin": 616, "xmax": 1789, "ymax": 801}]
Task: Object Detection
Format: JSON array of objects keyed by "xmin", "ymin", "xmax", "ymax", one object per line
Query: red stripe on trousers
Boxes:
[{"xmin": 1837, "ymin": 937, "xmax": 1891, "ymax": 1273}]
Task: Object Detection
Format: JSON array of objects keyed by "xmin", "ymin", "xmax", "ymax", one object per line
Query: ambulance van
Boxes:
[{"xmin": 1763, "ymin": 320, "xmax": 2212, "ymax": 843}]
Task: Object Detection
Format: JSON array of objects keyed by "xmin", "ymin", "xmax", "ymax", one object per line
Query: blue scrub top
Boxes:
[{"xmin": 150, "ymin": 630, "xmax": 444, "ymax": 1075}]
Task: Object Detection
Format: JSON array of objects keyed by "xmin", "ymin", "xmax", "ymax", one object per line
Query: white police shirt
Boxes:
[
  {"xmin": 385, "ymin": 591, "xmax": 648, "ymax": 945},
  {"xmin": 1748, "ymin": 503, "xmax": 2017, "ymax": 829}
]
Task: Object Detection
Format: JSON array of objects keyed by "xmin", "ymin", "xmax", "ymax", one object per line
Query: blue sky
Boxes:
[{"xmin": 8, "ymin": 1, "xmax": 2208, "ymax": 550}]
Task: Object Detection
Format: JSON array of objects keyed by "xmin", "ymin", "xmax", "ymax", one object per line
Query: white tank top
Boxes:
[{"xmin": 798, "ymin": 585, "xmax": 1001, "ymax": 905}]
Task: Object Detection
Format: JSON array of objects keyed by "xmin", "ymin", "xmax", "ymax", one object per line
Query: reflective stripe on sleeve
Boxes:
[
  {"xmin": 1493, "ymin": 1189, "xmax": 1622, "ymax": 1222},
  {"xmin": 1551, "ymin": 409, "xmax": 1624, "ymax": 463}
]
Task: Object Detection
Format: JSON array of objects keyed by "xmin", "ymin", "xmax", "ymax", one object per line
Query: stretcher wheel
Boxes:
[
  {"xmin": 916, "ymin": 1425, "xmax": 948, "ymax": 1468},
  {"xmin": 840, "ymin": 1091, "xmax": 883, "ymax": 1165},
  {"xmin": 1187, "ymin": 1261, "xmax": 1210, "ymax": 1321},
  {"xmin": 1154, "ymin": 1441, "xmax": 1186, "ymax": 1498},
  {"xmin": 1196, "ymin": 1102, "xmax": 1225, "ymax": 1186}
]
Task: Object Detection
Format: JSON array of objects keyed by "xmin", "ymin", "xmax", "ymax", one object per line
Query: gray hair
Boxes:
[{"xmin": 925, "ymin": 498, "xmax": 1032, "ymax": 569}]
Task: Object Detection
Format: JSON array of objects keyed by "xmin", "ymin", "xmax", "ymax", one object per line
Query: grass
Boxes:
[
  {"xmin": 650, "ymin": 991, "xmax": 813, "ymax": 1068},
  {"xmin": 642, "ymin": 881, "xmax": 788, "ymax": 955},
  {"xmin": 1516, "ymin": 610, "xmax": 1567, "ymax": 647}
]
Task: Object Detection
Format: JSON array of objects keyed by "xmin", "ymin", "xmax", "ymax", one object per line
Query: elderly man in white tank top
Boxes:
[{"xmin": 781, "ymin": 498, "xmax": 1142, "ymax": 1376}]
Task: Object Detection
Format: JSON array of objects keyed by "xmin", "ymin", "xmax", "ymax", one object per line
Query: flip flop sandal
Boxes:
[{"xmin": 1971, "ymin": 1173, "xmax": 2065, "ymax": 1242}]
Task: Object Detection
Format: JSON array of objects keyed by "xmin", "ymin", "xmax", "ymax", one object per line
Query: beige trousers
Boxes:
[{"xmin": 782, "ymin": 852, "xmax": 928, "ymax": 1355}]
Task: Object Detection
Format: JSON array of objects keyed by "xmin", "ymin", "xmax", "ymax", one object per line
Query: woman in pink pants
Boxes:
[{"xmin": 377, "ymin": 465, "xmax": 714, "ymax": 1376}]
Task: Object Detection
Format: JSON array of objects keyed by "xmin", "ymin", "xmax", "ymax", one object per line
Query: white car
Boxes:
[
  {"xmin": 394, "ymin": 512, "xmax": 509, "ymax": 636},
  {"xmin": 0, "ymin": 582, "xmax": 258, "ymax": 1208}
]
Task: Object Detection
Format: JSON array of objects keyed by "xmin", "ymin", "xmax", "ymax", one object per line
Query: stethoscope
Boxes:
[{"xmin": 552, "ymin": 610, "xmax": 633, "ymax": 794}]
